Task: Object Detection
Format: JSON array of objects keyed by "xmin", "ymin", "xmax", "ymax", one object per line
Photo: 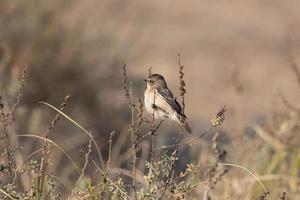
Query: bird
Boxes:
[{"xmin": 144, "ymin": 73, "xmax": 192, "ymax": 133}]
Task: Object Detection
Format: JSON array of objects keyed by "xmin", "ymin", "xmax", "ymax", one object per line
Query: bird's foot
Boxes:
[
  {"xmin": 152, "ymin": 104, "xmax": 169, "ymax": 115},
  {"xmin": 148, "ymin": 120, "xmax": 164, "ymax": 136},
  {"xmin": 151, "ymin": 104, "xmax": 158, "ymax": 109}
]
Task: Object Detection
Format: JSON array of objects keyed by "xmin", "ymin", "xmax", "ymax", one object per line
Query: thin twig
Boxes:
[
  {"xmin": 155, "ymin": 125, "xmax": 213, "ymax": 150},
  {"xmin": 155, "ymin": 106, "xmax": 226, "ymax": 150}
]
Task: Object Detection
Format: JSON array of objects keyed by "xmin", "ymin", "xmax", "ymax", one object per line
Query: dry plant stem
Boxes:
[
  {"xmin": 184, "ymin": 126, "xmax": 214, "ymax": 145},
  {"xmin": 151, "ymin": 130, "xmax": 155, "ymax": 162},
  {"xmin": 106, "ymin": 131, "xmax": 115, "ymax": 175},
  {"xmin": 19, "ymin": 134, "xmax": 96, "ymax": 200},
  {"xmin": 38, "ymin": 95, "xmax": 70, "ymax": 197},
  {"xmin": 150, "ymin": 90, "xmax": 157, "ymax": 161},
  {"xmin": 4, "ymin": 123, "xmax": 15, "ymax": 183},
  {"xmin": 160, "ymin": 55, "xmax": 186, "ymax": 199},
  {"xmin": 80, "ymin": 139, "xmax": 92, "ymax": 181},
  {"xmin": 8, "ymin": 109, "xmax": 31, "ymax": 191},
  {"xmin": 1, "ymin": 67, "xmax": 31, "ymax": 191},
  {"xmin": 178, "ymin": 54, "xmax": 186, "ymax": 113},
  {"xmin": 0, "ymin": 107, "xmax": 15, "ymax": 183},
  {"xmin": 45, "ymin": 173, "xmax": 55, "ymax": 198},
  {"xmin": 10, "ymin": 66, "xmax": 27, "ymax": 114},
  {"xmin": 70, "ymin": 139, "xmax": 93, "ymax": 198},
  {"xmin": 98, "ymin": 131, "xmax": 115, "ymax": 198},
  {"xmin": 203, "ymin": 132, "xmax": 228, "ymax": 200},
  {"xmin": 129, "ymin": 83, "xmax": 138, "ymax": 199},
  {"xmin": 160, "ymin": 130, "xmax": 183, "ymax": 199},
  {"xmin": 122, "ymin": 63, "xmax": 151, "ymax": 124},
  {"xmin": 122, "ymin": 64, "xmax": 156, "ymax": 197},
  {"xmin": 156, "ymin": 106, "xmax": 226, "ymax": 150}
]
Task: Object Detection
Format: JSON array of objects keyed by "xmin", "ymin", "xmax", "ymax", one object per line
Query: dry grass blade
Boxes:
[
  {"xmin": 39, "ymin": 95, "xmax": 71, "ymax": 198},
  {"xmin": 38, "ymin": 101, "xmax": 104, "ymax": 169},
  {"xmin": 18, "ymin": 134, "xmax": 95, "ymax": 199},
  {"xmin": 18, "ymin": 135, "xmax": 83, "ymax": 179},
  {"xmin": 219, "ymin": 163, "xmax": 268, "ymax": 194}
]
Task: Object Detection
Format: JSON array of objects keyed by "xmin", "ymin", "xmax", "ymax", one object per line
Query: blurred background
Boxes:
[{"xmin": 1, "ymin": 0, "xmax": 300, "ymax": 199}]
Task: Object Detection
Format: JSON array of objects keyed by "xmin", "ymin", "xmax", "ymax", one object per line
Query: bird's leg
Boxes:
[
  {"xmin": 149, "ymin": 103, "xmax": 167, "ymax": 136},
  {"xmin": 149, "ymin": 119, "xmax": 164, "ymax": 136}
]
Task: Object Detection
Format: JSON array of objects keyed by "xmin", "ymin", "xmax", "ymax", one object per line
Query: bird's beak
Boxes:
[{"xmin": 144, "ymin": 79, "xmax": 148, "ymax": 82}]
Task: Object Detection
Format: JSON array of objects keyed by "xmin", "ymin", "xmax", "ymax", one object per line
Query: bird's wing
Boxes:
[{"xmin": 157, "ymin": 88, "xmax": 183, "ymax": 116}]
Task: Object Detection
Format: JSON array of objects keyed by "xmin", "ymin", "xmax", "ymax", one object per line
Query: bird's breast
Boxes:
[
  {"xmin": 144, "ymin": 88, "xmax": 176, "ymax": 120},
  {"xmin": 144, "ymin": 88, "xmax": 155, "ymax": 114}
]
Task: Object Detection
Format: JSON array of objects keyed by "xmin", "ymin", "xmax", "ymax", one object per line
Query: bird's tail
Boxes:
[
  {"xmin": 181, "ymin": 120, "xmax": 193, "ymax": 134},
  {"xmin": 176, "ymin": 114, "xmax": 192, "ymax": 134}
]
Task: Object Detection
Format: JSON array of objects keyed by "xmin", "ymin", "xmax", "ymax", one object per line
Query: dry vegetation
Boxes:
[
  {"xmin": 1, "ymin": 1, "xmax": 300, "ymax": 200},
  {"xmin": 0, "ymin": 57, "xmax": 298, "ymax": 199}
]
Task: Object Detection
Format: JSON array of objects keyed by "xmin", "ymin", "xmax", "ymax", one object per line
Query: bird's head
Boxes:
[{"xmin": 144, "ymin": 74, "xmax": 167, "ymax": 89}]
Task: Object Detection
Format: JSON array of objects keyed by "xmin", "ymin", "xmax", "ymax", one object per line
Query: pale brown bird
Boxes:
[{"xmin": 144, "ymin": 74, "xmax": 192, "ymax": 133}]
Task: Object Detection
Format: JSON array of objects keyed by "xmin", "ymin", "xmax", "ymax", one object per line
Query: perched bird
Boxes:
[{"xmin": 144, "ymin": 74, "xmax": 192, "ymax": 133}]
